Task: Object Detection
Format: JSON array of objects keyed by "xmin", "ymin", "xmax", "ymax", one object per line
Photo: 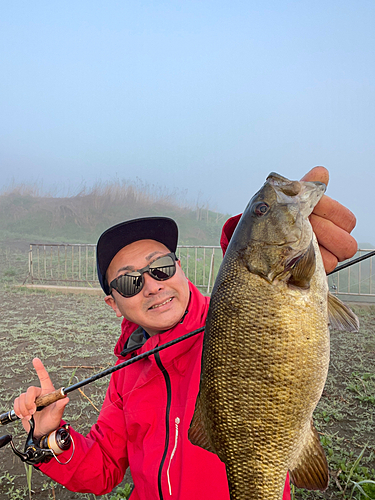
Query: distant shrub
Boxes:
[{"xmin": 0, "ymin": 181, "xmax": 230, "ymax": 245}]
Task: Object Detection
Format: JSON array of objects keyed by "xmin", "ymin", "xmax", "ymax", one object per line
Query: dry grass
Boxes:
[{"xmin": 0, "ymin": 180, "xmax": 227, "ymax": 245}]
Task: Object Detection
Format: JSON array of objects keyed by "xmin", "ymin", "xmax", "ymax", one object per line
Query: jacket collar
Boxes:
[{"xmin": 114, "ymin": 280, "xmax": 208, "ymax": 359}]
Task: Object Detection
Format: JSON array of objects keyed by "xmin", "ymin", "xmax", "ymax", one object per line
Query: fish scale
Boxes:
[{"xmin": 189, "ymin": 173, "xmax": 359, "ymax": 500}]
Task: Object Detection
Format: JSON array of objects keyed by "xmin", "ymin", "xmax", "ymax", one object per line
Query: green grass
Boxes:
[
  {"xmin": 293, "ymin": 305, "xmax": 375, "ymax": 499},
  {"xmin": 0, "ymin": 282, "xmax": 129, "ymax": 499}
]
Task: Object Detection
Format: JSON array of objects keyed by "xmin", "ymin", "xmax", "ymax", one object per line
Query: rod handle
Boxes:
[
  {"xmin": 0, "ymin": 388, "xmax": 66, "ymax": 426},
  {"xmin": 35, "ymin": 388, "xmax": 66, "ymax": 409}
]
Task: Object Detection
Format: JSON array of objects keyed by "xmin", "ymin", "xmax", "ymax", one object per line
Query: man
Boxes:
[{"xmin": 14, "ymin": 167, "xmax": 357, "ymax": 499}]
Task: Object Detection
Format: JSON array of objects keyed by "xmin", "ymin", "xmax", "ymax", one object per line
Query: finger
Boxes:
[
  {"xmin": 33, "ymin": 358, "xmax": 55, "ymax": 393},
  {"xmin": 311, "ymin": 195, "xmax": 356, "ymax": 233},
  {"xmin": 319, "ymin": 246, "xmax": 338, "ymax": 274},
  {"xmin": 300, "ymin": 166, "xmax": 329, "ymax": 187},
  {"xmin": 14, "ymin": 387, "xmax": 40, "ymax": 419},
  {"xmin": 311, "ymin": 214, "xmax": 358, "ymax": 262},
  {"xmin": 300, "ymin": 167, "xmax": 357, "ymax": 233},
  {"xmin": 13, "ymin": 395, "xmax": 32, "ymax": 431},
  {"xmin": 54, "ymin": 397, "xmax": 70, "ymax": 414},
  {"xmin": 25, "ymin": 385, "xmax": 42, "ymax": 414},
  {"xmin": 13, "ymin": 396, "xmax": 23, "ymax": 420}
]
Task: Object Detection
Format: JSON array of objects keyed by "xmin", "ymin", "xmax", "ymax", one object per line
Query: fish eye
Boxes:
[{"xmin": 254, "ymin": 202, "xmax": 270, "ymax": 216}]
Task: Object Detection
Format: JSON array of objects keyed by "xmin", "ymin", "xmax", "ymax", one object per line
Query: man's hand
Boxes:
[
  {"xmin": 301, "ymin": 167, "xmax": 358, "ymax": 273},
  {"xmin": 13, "ymin": 358, "xmax": 69, "ymax": 439}
]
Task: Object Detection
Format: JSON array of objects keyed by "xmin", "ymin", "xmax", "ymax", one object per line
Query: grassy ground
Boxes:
[
  {"xmin": 0, "ymin": 243, "xmax": 375, "ymax": 499},
  {"xmin": 0, "ymin": 287, "xmax": 131, "ymax": 499},
  {"xmin": 297, "ymin": 304, "xmax": 375, "ymax": 499},
  {"xmin": 0, "ymin": 245, "xmax": 132, "ymax": 499}
]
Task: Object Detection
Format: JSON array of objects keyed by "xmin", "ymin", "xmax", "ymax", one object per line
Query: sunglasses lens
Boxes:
[
  {"xmin": 149, "ymin": 255, "xmax": 176, "ymax": 280},
  {"xmin": 110, "ymin": 254, "xmax": 177, "ymax": 298},
  {"xmin": 116, "ymin": 272, "xmax": 143, "ymax": 297}
]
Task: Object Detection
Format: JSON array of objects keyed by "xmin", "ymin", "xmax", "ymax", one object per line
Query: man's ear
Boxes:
[{"xmin": 104, "ymin": 295, "xmax": 123, "ymax": 318}]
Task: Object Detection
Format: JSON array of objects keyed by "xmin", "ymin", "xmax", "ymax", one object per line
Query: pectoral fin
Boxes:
[
  {"xmin": 188, "ymin": 393, "xmax": 216, "ymax": 454},
  {"xmin": 288, "ymin": 241, "xmax": 316, "ymax": 289},
  {"xmin": 289, "ymin": 421, "xmax": 329, "ymax": 491},
  {"xmin": 328, "ymin": 292, "xmax": 359, "ymax": 332}
]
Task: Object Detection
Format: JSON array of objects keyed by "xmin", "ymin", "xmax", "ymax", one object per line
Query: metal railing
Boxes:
[
  {"xmin": 27, "ymin": 243, "xmax": 98, "ymax": 286},
  {"xmin": 26, "ymin": 243, "xmax": 375, "ymax": 301},
  {"xmin": 26, "ymin": 243, "xmax": 223, "ymax": 294},
  {"xmin": 177, "ymin": 245, "xmax": 222, "ymax": 294},
  {"xmin": 328, "ymin": 248, "xmax": 375, "ymax": 302}
]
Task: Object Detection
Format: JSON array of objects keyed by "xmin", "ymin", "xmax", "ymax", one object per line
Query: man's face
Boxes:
[{"xmin": 104, "ymin": 239, "xmax": 190, "ymax": 336}]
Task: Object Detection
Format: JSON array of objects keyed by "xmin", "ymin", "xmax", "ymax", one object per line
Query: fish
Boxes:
[{"xmin": 189, "ymin": 172, "xmax": 359, "ymax": 500}]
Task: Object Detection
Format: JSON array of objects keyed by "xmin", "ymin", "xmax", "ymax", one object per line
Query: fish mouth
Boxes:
[
  {"xmin": 267, "ymin": 173, "xmax": 302, "ymax": 197},
  {"xmin": 267, "ymin": 172, "xmax": 326, "ymax": 218},
  {"xmin": 148, "ymin": 297, "xmax": 173, "ymax": 310}
]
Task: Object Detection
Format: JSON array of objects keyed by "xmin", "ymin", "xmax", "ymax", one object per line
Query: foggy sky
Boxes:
[{"xmin": 1, "ymin": 1, "xmax": 374, "ymax": 245}]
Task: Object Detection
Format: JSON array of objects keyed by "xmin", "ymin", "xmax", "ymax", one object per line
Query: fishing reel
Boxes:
[{"xmin": 0, "ymin": 416, "xmax": 74, "ymax": 465}]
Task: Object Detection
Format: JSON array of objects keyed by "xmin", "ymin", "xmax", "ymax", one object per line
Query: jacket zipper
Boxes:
[{"xmin": 155, "ymin": 352, "xmax": 172, "ymax": 500}]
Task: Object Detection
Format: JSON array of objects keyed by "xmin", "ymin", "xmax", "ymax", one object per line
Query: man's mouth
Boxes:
[{"xmin": 149, "ymin": 297, "xmax": 173, "ymax": 310}]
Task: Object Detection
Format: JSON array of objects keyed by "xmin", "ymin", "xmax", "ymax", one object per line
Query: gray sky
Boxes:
[{"xmin": 1, "ymin": 1, "xmax": 374, "ymax": 245}]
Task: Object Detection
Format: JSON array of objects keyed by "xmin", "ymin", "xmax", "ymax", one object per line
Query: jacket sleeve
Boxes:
[
  {"xmin": 39, "ymin": 369, "xmax": 129, "ymax": 495},
  {"xmin": 220, "ymin": 214, "xmax": 242, "ymax": 256}
]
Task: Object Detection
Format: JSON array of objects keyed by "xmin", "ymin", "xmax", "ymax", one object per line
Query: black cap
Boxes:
[{"xmin": 96, "ymin": 217, "xmax": 178, "ymax": 295}]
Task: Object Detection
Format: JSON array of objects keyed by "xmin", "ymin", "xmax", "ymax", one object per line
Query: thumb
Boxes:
[
  {"xmin": 32, "ymin": 358, "xmax": 55, "ymax": 394},
  {"xmin": 300, "ymin": 166, "xmax": 329, "ymax": 187},
  {"xmin": 55, "ymin": 398, "xmax": 69, "ymax": 411}
]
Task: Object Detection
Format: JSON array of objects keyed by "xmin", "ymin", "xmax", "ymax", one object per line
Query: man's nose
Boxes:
[{"xmin": 142, "ymin": 273, "xmax": 163, "ymax": 295}]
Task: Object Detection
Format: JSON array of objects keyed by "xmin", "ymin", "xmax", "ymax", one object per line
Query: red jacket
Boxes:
[
  {"xmin": 40, "ymin": 215, "xmax": 291, "ymax": 499},
  {"xmin": 40, "ymin": 283, "xmax": 226, "ymax": 497},
  {"xmin": 40, "ymin": 281, "xmax": 291, "ymax": 499}
]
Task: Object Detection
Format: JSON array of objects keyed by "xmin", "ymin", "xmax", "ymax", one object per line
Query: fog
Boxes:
[{"xmin": 1, "ymin": 1, "xmax": 374, "ymax": 244}]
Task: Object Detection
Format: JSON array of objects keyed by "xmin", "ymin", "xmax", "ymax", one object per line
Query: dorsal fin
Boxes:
[
  {"xmin": 328, "ymin": 293, "xmax": 359, "ymax": 332},
  {"xmin": 289, "ymin": 420, "xmax": 329, "ymax": 491}
]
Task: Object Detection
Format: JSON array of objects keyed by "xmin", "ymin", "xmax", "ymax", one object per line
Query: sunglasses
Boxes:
[{"xmin": 109, "ymin": 253, "xmax": 177, "ymax": 298}]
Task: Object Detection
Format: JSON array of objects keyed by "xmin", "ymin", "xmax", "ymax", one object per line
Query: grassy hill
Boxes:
[{"xmin": 0, "ymin": 182, "xmax": 231, "ymax": 246}]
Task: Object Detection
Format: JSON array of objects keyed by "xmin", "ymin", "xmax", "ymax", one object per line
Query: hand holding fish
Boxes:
[
  {"xmin": 302, "ymin": 166, "xmax": 357, "ymax": 273},
  {"xmin": 220, "ymin": 166, "xmax": 358, "ymax": 275},
  {"xmin": 13, "ymin": 358, "xmax": 69, "ymax": 439}
]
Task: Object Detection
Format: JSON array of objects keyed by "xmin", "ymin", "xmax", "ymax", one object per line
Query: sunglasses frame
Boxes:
[{"xmin": 109, "ymin": 252, "xmax": 177, "ymax": 298}]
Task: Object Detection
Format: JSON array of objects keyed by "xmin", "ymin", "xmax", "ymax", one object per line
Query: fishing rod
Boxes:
[
  {"xmin": 1, "ymin": 326, "xmax": 205, "ymax": 426},
  {"xmin": 1, "ymin": 250, "xmax": 373, "ymax": 419},
  {"xmin": 1, "ymin": 250, "xmax": 373, "ymax": 464},
  {"xmin": 1, "ymin": 249, "xmax": 373, "ymax": 426},
  {"xmin": 327, "ymin": 249, "xmax": 375, "ymax": 276},
  {"xmin": 0, "ymin": 326, "xmax": 204, "ymax": 465}
]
